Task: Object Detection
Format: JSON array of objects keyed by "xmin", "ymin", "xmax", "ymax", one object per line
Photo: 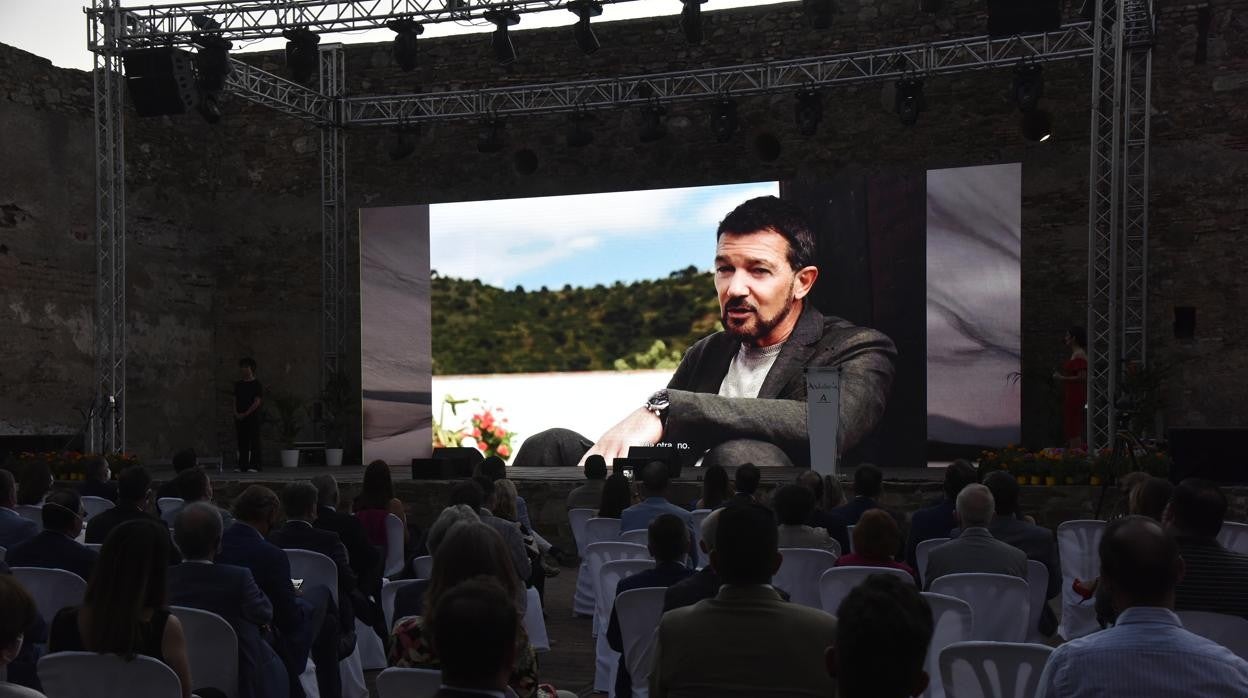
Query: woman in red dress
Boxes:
[{"xmin": 1054, "ymin": 326, "xmax": 1089, "ymax": 449}]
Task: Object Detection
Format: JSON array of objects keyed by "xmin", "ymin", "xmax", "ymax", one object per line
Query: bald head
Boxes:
[
  {"xmin": 174, "ymin": 501, "xmax": 224, "ymax": 561},
  {"xmin": 1100, "ymin": 515, "xmax": 1182, "ymax": 609},
  {"xmin": 955, "ymin": 484, "xmax": 994, "ymax": 528}
]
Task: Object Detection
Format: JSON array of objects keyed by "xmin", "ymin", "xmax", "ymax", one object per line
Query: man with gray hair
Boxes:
[{"xmin": 923, "ymin": 483, "xmax": 1027, "ymax": 589}]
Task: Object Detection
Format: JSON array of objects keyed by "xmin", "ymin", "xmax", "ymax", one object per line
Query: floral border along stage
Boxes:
[
  {"xmin": 977, "ymin": 444, "xmax": 1172, "ymax": 486},
  {"xmin": 3, "ymin": 451, "xmax": 140, "ymax": 481}
]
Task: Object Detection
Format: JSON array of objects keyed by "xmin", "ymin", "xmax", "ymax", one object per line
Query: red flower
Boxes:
[
  {"xmin": 476, "ymin": 441, "xmax": 487, "ymax": 452},
  {"xmin": 473, "ymin": 428, "xmax": 482, "ymax": 439},
  {"xmin": 497, "ymin": 444, "xmax": 511, "ymax": 458},
  {"xmin": 493, "ymin": 426, "xmax": 505, "ymax": 439}
]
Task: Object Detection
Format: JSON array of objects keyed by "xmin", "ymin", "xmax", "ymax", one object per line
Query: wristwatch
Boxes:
[{"xmin": 644, "ymin": 389, "xmax": 670, "ymax": 428}]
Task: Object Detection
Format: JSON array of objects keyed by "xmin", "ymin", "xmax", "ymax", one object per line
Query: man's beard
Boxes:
[{"xmin": 722, "ymin": 289, "xmax": 797, "ymax": 345}]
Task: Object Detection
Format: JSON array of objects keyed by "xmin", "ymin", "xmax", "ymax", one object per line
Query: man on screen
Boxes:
[{"xmin": 517, "ymin": 196, "xmax": 896, "ymax": 468}]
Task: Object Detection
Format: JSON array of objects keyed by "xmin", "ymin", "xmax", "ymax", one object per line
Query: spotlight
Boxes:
[
  {"xmin": 680, "ymin": 0, "xmax": 707, "ymax": 45},
  {"xmin": 802, "ymin": 0, "xmax": 834, "ymax": 30},
  {"xmin": 894, "ymin": 77, "xmax": 925, "ymax": 126},
  {"xmin": 388, "ymin": 19, "xmax": 424, "ymax": 72},
  {"xmin": 567, "ymin": 111, "xmax": 596, "ymax": 148},
  {"xmin": 794, "ymin": 88, "xmax": 822, "ymax": 136},
  {"xmin": 190, "ymin": 13, "xmax": 220, "ymax": 31},
  {"xmin": 194, "ymin": 34, "xmax": 233, "ymax": 92},
  {"xmin": 639, "ymin": 103, "xmax": 667, "ymax": 143},
  {"xmin": 568, "ymin": 0, "xmax": 603, "ymax": 55},
  {"xmin": 1011, "ymin": 63, "xmax": 1045, "ymax": 112},
  {"xmin": 478, "ymin": 119, "xmax": 506, "ymax": 153},
  {"xmin": 1021, "ymin": 109, "xmax": 1053, "ymax": 142},
  {"xmin": 918, "ymin": 0, "xmax": 944, "ymax": 11},
  {"xmin": 485, "ymin": 9, "xmax": 520, "ymax": 65},
  {"xmin": 711, "ymin": 99, "xmax": 738, "ymax": 143},
  {"xmin": 283, "ymin": 28, "xmax": 320, "ymax": 83}
]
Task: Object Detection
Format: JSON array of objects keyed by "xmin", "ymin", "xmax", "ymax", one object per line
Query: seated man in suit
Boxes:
[
  {"xmin": 0, "ymin": 470, "xmax": 40, "ymax": 549},
  {"xmin": 904, "ymin": 459, "xmax": 978, "ymax": 569},
  {"xmin": 1165, "ymin": 478, "xmax": 1248, "ymax": 619},
  {"xmin": 429, "ymin": 577, "xmax": 520, "ymax": 698},
  {"xmin": 168, "ymin": 501, "xmax": 289, "ymax": 698},
  {"xmin": 170, "ymin": 467, "xmax": 235, "ymax": 529},
  {"xmin": 566, "ymin": 455, "xmax": 608, "ymax": 510},
  {"xmin": 464, "ymin": 477, "xmax": 532, "ymax": 585},
  {"xmin": 311, "ymin": 474, "xmax": 384, "ymax": 630},
  {"xmin": 608, "ymin": 514, "xmax": 695, "ymax": 697},
  {"xmin": 156, "ymin": 448, "xmax": 198, "ymax": 500},
  {"xmin": 774, "ymin": 483, "xmax": 841, "ymax": 555},
  {"xmin": 923, "ymin": 484, "xmax": 1026, "ymax": 589},
  {"xmin": 830, "ymin": 464, "xmax": 885, "ymax": 526},
  {"xmin": 85, "ymin": 465, "xmax": 159, "ymax": 544},
  {"xmin": 621, "ymin": 462, "xmax": 697, "ymax": 566},
  {"xmin": 77, "ymin": 455, "xmax": 118, "ymax": 503},
  {"xmin": 981, "ymin": 470, "xmax": 1061, "ymax": 634},
  {"xmin": 6, "ymin": 489, "xmax": 97, "ymax": 581},
  {"xmin": 217, "ymin": 485, "xmax": 340, "ymax": 698},
  {"xmin": 828, "ymin": 573, "xmax": 934, "ymax": 698},
  {"xmin": 652, "ymin": 503, "xmax": 838, "ymax": 697},
  {"xmin": 664, "ymin": 508, "xmax": 726, "ymax": 612}
]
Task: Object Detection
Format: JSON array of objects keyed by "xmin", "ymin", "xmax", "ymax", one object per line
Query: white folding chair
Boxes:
[
  {"xmin": 919, "ymin": 593, "xmax": 974, "ymax": 698},
  {"xmin": 382, "ymin": 579, "xmax": 421, "ymax": 630},
  {"xmin": 930, "ymin": 573, "xmax": 1029, "ymax": 642},
  {"xmin": 586, "ymin": 517, "xmax": 623, "ymax": 543},
  {"xmin": 1025, "ymin": 560, "xmax": 1050, "ymax": 642},
  {"xmin": 569, "ymin": 508, "xmax": 597, "ymax": 556},
  {"xmin": 283, "ymin": 549, "xmax": 367, "ymax": 698},
  {"xmin": 846, "ymin": 524, "xmax": 856, "ymax": 553},
  {"xmin": 156, "ymin": 497, "xmax": 184, "ymax": 515},
  {"xmin": 1056, "ymin": 520, "xmax": 1105, "ymax": 640},
  {"xmin": 524, "ymin": 586, "xmax": 551, "ymax": 653},
  {"xmin": 80, "ymin": 496, "xmax": 115, "ymax": 521},
  {"xmin": 356, "ymin": 617, "xmax": 388, "ymax": 671},
  {"xmin": 375, "ymin": 667, "xmax": 442, "ymax": 698},
  {"xmin": 1218, "ymin": 521, "xmax": 1248, "ymax": 555},
  {"xmin": 12, "ymin": 567, "xmax": 87, "ymax": 625},
  {"xmin": 161, "ymin": 506, "xmax": 180, "ymax": 529},
  {"xmin": 15, "ymin": 504, "xmax": 43, "ymax": 531},
  {"xmin": 1178, "ymin": 611, "xmax": 1248, "ymax": 661},
  {"xmin": 916, "ymin": 537, "xmax": 950, "ymax": 587},
  {"xmin": 818, "ymin": 565, "xmax": 914, "ymax": 614},
  {"xmin": 938, "ymin": 641, "xmax": 1053, "ymax": 698},
  {"xmin": 410, "ymin": 555, "xmax": 433, "ymax": 579},
  {"xmin": 383, "ymin": 513, "xmax": 406, "ymax": 578},
  {"xmin": 575, "ymin": 518, "xmax": 623, "ymax": 617},
  {"xmin": 594, "ymin": 557, "xmax": 653, "ymax": 694},
  {"xmin": 690, "ymin": 509, "xmax": 711, "ymax": 551},
  {"xmin": 171, "ymin": 606, "xmax": 240, "ymax": 698},
  {"xmin": 569, "ymin": 508, "xmax": 598, "ymax": 616},
  {"xmin": 616, "ymin": 587, "xmax": 667, "ymax": 698},
  {"xmin": 774, "ymin": 548, "xmax": 839, "ymax": 608},
  {"xmin": 0, "ymin": 545, "xmax": 6, "ymax": 562},
  {"xmin": 620, "ymin": 529, "xmax": 649, "ymax": 545},
  {"xmin": 84, "ymin": 543, "xmax": 102, "ymax": 553},
  {"xmin": 39, "ymin": 652, "xmax": 182, "ymax": 698}
]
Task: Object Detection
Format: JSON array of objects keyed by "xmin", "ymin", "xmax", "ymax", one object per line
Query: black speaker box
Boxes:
[
  {"xmin": 987, "ymin": 0, "xmax": 1062, "ymax": 38},
  {"xmin": 1168, "ymin": 427, "xmax": 1248, "ymax": 484},
  {"xmin": 411, "ymin": 458, "xmax": 465, "ymax": 480},
  {"xmin": 124, "ymin": 47, "xmax": 199, "ymax": 117}
]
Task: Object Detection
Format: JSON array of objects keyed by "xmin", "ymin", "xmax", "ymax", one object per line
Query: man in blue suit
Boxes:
[
  {"xmin": 829, "ymin": 464, "xmax": 887, "ymax": 526},
  {"xmin": 0, "ymin": 470, "xmax": 38, "ymax": 549},
  {"xmin": 904, "ymin": 460, "xmax": 978, "ymax": 571},
  {"xmin": 169, "ymin": 501, "xmax": 289, "ymax": 698},
  {"xmin": 218, "ymin": 485, "xmax": 340, "ymax": 698},
  {"xmin": 6, "ymin": 489, "xmax": 97, "ymax": 581}
]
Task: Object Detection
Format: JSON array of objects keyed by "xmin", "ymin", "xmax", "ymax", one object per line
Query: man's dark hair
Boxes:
[
  {"xmin": 717, "ymin": 196, "xmax": 817, "ymax": 271},
  {"xmin": 982, "ymin": 470, "xmax": 1020, "ymax": 518},
  {"xmin": 117, "ymin": 465, "xmax": 152, "ymax": 504},
  {"xmin": 853, "ymin": 464, "xmax": 883, "ymax": 499},
  {"xmin": 796, "ymin": 470, "xmax": 824, "ymax": 503},
  {"xmin": 1132, "ymin": 476, "xmax": 1174, "ymax": 522},
  {"xmin": 1168, "ymin": 478, "xmax": 1227, "ymax": 539},
  {"xmin": 432, "ymin": 576, "xmax": 518, "ymax": 688},
  {"xmin": 1068, "ymin": 326, "xmax": 1087, "ymax": 349},
  {"xmin": 171, "ymin": 449, "xmax": 198, "ymax": 473},
  {"xmin": 774, "ymin": 484, "xmax": 816, "ymax": 526},
  {"xmin": 475, "ymin": 456, "xmax": 506, "ymax": 482},
  {"xmin": 173, "ymin": 501, "xmax": 223, "ymax": 560},
  {"xmin": 641, "ymin": 461, "xmax": 670, "ymax": 494},
  {"xmin": 648, "ymin": 513, "xmax": 689, "ymax": 563},
  {"xmin": 43, "ymin": 489, "xmax": 82, "ymax": 532},
  {"xmin": 280, "ymin": 482, "xmax": 319, "ymax": 520},
  {"xmin": 584, "ymin": 454, "xmax": 608, "ymax": 481},
  {"xmin": 0, "ymin": 469, "xmax": 17, "ymax": 505},
  {"xmin": 835, "ymin": 574, "xmax": 934, "ymax": 698},
  {"xmin": 311, "ymin": 474, "xmax": 340, "ymax": 509},
  {"xmin": 85, "ymin": 456, "xmax": 110, "ymax": 483},
  {"xmin": 239, "ymin": 357, "xmax": 257, "ymax": 371},
  {"xmin": 943, "ymin": 459, "xmax": 979, "ymax": 501},
  {"xmin": 1099, "ymin": 515, "xmax": 1181, "ymax": 606},
  {"xmin": 449, "ymin": 480, "xmax": 486, "ymax": 510},
  {"xmin": 735, "ymin": 463, "xmax": 761, "ymax": 496},
  {"xmin": 472, "ymin": 475, "xmax": 497, "ymax": 505},
  {"xmin": 174, "ymin": 467, "xmax": 211, "ymax": 502},
  {"xmin": 714, "ymin": 502, "xmax": 779, "ymax": 585},
  {"xmin": 233, "ymin": 485, "xmax": 280, "ymax": 523}
]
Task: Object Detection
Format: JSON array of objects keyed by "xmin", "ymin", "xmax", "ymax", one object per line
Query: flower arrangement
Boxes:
[
  {"xmin": 3, "ymin": 451, "xmax": 139, "ymax": 481},
  {"xmin": 977, "ymin": 445, "xmax": 1170, "ymax": 486},
  {"xmin": 432, "ymin": 395, "xmax": 516, "ymax": 461}
]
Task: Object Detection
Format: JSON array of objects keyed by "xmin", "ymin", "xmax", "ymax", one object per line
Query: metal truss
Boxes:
[
  {"xmin": 320, "ymin": 44, "xmax": 348, "ymax": 390},
  {"xmin": 1120, "ymin": 2, "xmax": 1153, "ymax": 371},
  {"xmin": 346, "ymin": 22, "xmax": 1096, "ymax": 125},
  {"xmin": 88, "ymin": 0, "xmax": 645, "ymax": 49},
  {"xmin": 225, "ymin": 57, "xmax": 335, "ymax": 124}
]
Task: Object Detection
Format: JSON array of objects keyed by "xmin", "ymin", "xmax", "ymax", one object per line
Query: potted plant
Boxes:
[
  {"xmin": 272, "ymin": 392, "xmax": 305, "ymax": 468},
  {"xmin": 320, "ymin": 369, "xmax": 355, "ymax": 467}
]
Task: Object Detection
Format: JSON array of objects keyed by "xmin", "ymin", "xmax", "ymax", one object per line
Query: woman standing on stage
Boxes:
[{"xmin": 1054, "ymin": 326, "xmax": 1089, "ymax": 449}]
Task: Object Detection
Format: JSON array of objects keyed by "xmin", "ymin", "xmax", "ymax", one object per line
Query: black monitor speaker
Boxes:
[
  {"xmin": 1168, "ymin": 427, "xmax": 1248, "ymax": 484},
  {"xmin": 124, "ymin": 47, "xmax": 199, "ymax": 117}
]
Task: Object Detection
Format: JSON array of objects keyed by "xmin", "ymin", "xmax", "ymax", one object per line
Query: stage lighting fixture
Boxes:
[
  {"xmin": 567, "ymin": 111, "xmax": 596, "ymax": 148},
  {"xmin": 568, "ymin": 0, "xmax": 603, "ymax": 55},
  {"xmin": 803, "ymin": 0, "xmax": 834, "ymax": 30},
  {"xmin": 894, "ymin": 77, "xmax": 925, "ymax": 126},
  {"xmin": 794, "ymin": 88, "xmax": 822, "ymax": 136},
  {"xmin": 283, "ymin": 28, "xmax": 320, "ymax": 83},
  {"xmin": 712, "ymin": 100, "xmax": 738, "ymax": 143},
  {"xmin": 194, "ymin": 35, "xmax": 233, "ymax": 92},
  {"xmin": 388, "ymin": 19, "xmax": 424, "ymax": 72},
  {"xmin": 190, "ymin": 13, "xmax": 220, "ymax": 31},
  {"xmin": 1011, "ymin": 63, "xmax": 1045, "ymax": 112},
  {"xmin": 680, "ymin": 0, "xmax": 707, "ymax": 45},
  {"xmin": 478, "ymin": 119, "xmax": 506, "ymax": 153},
  {"xmin": 639, "ymin": 103, "xmax": 667, "ymax": 143},
  {"xmin": 1021, "ymin": 109, "xmax": 1053, "ymax": 142},
  {"xmin": 918, "ymin": 0, "xmax": 944, "ymax": 11},
  {"xmin": 485, "ymin": 9, "xmax": 520, "ymax": 65}
]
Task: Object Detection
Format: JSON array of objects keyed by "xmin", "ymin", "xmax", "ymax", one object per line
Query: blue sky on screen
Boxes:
[{"xmin": 430, "ymin": 181, "xmax": 779, "ymax": 289}]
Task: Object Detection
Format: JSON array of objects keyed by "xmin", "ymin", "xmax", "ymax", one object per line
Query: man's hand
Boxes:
[{"xmin": 579, "ymin": 407, "xmax": 663, "ymax": 467}]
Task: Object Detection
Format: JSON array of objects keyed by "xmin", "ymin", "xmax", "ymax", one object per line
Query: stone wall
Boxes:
[{"xmin": 2, "ymin": 0, "xmax": 1246, "ymax": 461}]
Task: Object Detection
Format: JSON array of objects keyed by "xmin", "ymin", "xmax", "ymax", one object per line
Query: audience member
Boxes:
[
  {"xmin": 0, "ymin": 575, "xmax": 44, "ymax": 698},
  {"xmin": 774, "ymin": 484, "xmax": 840, "ymax": 555},
  {"xmin": 830, "ymin": 464, "xmax": 885, "ymax": 526},
  {"xmin": 829, "ymin": 573, "xmax": 934, "ymax": 698},
  {"xmin": 0, "ymin": 470, "xmax": 39, "ymax": 548},
  {"xmin": 156, "ymin": 449, "xmax": 198, "ymax": 500},
  {"xmin": 168, "ymin": 502, "xmax": 288, "ymax": 698},
  {"xmin": 822, "ymin": 474, "xmax": 847, "ymax": 509},
  {"xmin": 567, "ymin": 455, "xmax": 608, "ymax": 510},
  {"xmin": 597, "ymin": 473, "xmax": 634, "ymax": 519},
  {"xmin": 1110, "ymin": 470, "xmax": 1153, "ymax": 519},
  {"xmin": 77, "ymin": 456, "xmax": 118, "ymax": 502},
  {"xmin": 48, "ymin": 519, "xmax": 193, "ymax": 698},
  {"xmin": 16, "ymin": 464, "xmax": 51, "ymax": 507},
  {"xmin": 471, "ymin": 476, "xmax": 533, "ymax": 583},
  {"xmin": 171, "ymin": 467, "xmax": 235, "ymax": 529},
  {"xmin": 1164, "ymin": 478, "xmax": 1248, "ymax": 619},
  {"xmin": 85, "ymin": 466, "xmax": 161, "ymax": 545},
  {"xmin": 904, "ymin": 459, "xmax": 978, "ymax": 569},
  {"xmin": 392, "ymin": 505, "xmax": 481, "ymax": 622},
  {"xmin": 1131, "ymin": 476, "xmax": 1174, "ymax": 522},
  {"xmin": 797, "ymin": 471, "xmax": 850, "ymax": 554},
  {"xmin": 477, "ymin": 458, "xmax": 533, "ymax": 528},
  {"xmin": 1038, "ymin": 516, "xmax": 1248, "ymax": 697},
  {"xmin": 353, "ymin": 460, "xmax": 410, "ymax": 552},
  {"xmin": 6, "ymin": 489, "xmax": 97, "ymax": 581},
  {"xmin": 428, "ymin": 577, "xmax": 520, "ymax": 698},
  {"xmin": 732, "ymin": 463, "xmax": 761, "ymax": 504},
  {"xmin": 663, "ymin": 508, "xmax": 726, "ymax": 612},
  {"xmin": 923, "ymin": 484, "xmax": 1026, "ymax": 589},
  {"xmin": 693, "ymin": 464, "xmax": 731, "ymax": 510},
  {"xmin": 980, "ymin": 470, "xmax": 1061, "ymax": 633},
  {"xmin": 218, "ymin": 485, "xmax": 340, "ymax": 698},
  {"xmin": 652, "ymin": 503, "xmax": 838, "ymax": 697},
  {"xmin": 621, "ymin": 462, "xmax": 696, "ymax": 564},
  {"xmin": 607, "ymin": 514, "xmax": 695, "ymax": 697},
  {"xmin": 835, "ymin": 509, "xmax": 916, "ymax": 583},
  {"xmin": 311, "ymin": 475, "xmax": 382, "ymax": 598}
]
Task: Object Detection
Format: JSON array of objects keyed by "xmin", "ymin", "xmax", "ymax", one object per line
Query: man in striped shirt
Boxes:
[{"xmin": 1164, "ymin": 478, "xmax": 1248, "ymax": 618}]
